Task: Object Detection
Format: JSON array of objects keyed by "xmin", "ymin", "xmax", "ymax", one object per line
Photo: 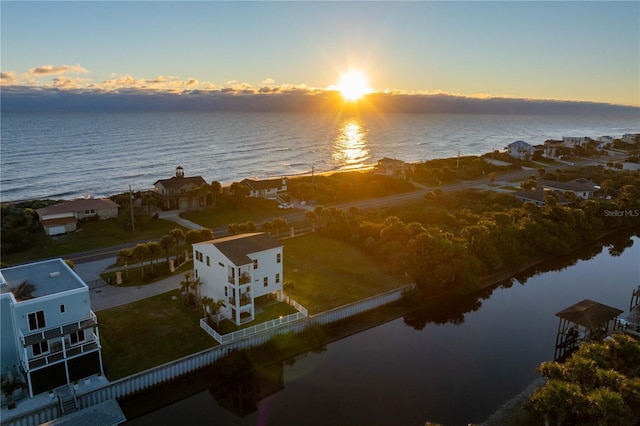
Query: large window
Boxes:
[
  {"xmin": 276, "ymin": 273, "xmax": 280, "ymax": 284},
  {"xmin": 28, "ymin": 310, "xmax": 46, "ymax": 331},
  {"xmin": 277, "ymin": 253, "xmax": 281, "ymax": 264},
  {"xmin": 69, "ymin": 330, "xmax": 86, "ymax": 345},
  {"xmin": 32, "ymin": 341, "xmax": 49, "ymax": 356},
  {"xmin": 253, "ymin": 259, "xmax": 258, "ymax": 269},
  {"xmin": 263, "ymin": 277, "xmax": 268, "ymax": 287}
]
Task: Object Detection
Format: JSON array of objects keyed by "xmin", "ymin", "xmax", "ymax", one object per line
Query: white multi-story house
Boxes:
[
  {"xmin": 193, "ymin": 233, "xmax": 284, "ymax": 325},
  {"xmin": 562, "ymin": 136, "xmax": 588, "ymax": 148},
  {"xmin": 240, "ymin": 178, "xmax": 288, "ymax": 199},
  {"xmin": 0, "ymin": 259, "xmax": 103, "ymax": 397},
  {"xmin": 505, "ymin": 140, "xmax": 535, "ymax": 160}
]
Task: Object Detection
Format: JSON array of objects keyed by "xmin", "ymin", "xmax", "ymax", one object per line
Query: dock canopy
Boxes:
[{"xmin": 555, "ymin": 299, "xmax": 623, "ymax": 329}]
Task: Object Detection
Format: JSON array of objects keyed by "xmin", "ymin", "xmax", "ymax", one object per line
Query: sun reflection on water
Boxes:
[{"xmin": 332, "ymin": 118, "xmax": 369, "ymax": 169}]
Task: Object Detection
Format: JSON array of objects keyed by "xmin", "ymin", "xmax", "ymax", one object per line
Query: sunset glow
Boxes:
[{"xmin": 337, "ymin": 71, "xmax": 371, "ymax": 102}]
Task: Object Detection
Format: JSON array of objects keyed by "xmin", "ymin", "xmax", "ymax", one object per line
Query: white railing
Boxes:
[
  {"xmin": 5, "ymin": 284, "xmax": 413, "ymax": 426},
  {"xmin": 286, "ymin": 297, "xmax": 308, "ymax": 316}
]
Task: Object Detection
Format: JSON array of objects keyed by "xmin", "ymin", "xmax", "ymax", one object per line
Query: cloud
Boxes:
[
  {"xmin": 28, "ymin": 64, "xmax": 88, "ymax": 76},
  {"xmin": 0, "ymin": 71, "xmax": 17, "ymax": 84}
]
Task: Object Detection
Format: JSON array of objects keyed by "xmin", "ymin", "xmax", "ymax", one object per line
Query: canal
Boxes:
[{"xmin": 123, "ymin": 230, "xmax": 639, "ymax": 425}]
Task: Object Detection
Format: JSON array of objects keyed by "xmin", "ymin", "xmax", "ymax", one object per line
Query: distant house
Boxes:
[
  {"xmin": 597, "ymin": 136, "xmax": 614, "ymax": 148},
  {"xmin": 193, "ymin": 233, "xmax": 283, "ymax": 326},
  {"xmin": 153, "ymin": 166, "xmax": 207, "ymax": 210},
  {"xmin": 505, "ymin": 140, "xmax": 535, "ymax": 160},
  {"xmin": 622, "ymin": 133, "xmax": 639, "ymax": 144},
  {"xmin": 1, "ymin": 259, "xmax": 104, "ymax": 397},
  {"xmin": 562, "ymin": 136, "xmax": 588, "ymax": 148},
  {"xmin": 36, "ymin": 198, "xmax": 119, "ymax": 236},
  {"xmin": 542, "ymin": 140, "xmax": 564, "ymax": 158},
  {"xmin": 512, "ymin": 188, "xmax": 572, "ymax": 206},
  {"xmin": 538, "ymin": 178, "xmax": 599, "ymax": 200},
  {"xmin": 240, "ymin": 178, "xmax": 288, "ymax": 199},
  {"xmin": 374, "ymin": 157, "xmax": 412, "ymax": 179}
]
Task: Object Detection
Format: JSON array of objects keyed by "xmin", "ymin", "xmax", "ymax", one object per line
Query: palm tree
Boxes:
[
  {"xmin": 133, "ymin": 243, "xmax": 151, "ymax": 281},
  {"xmin": 180, "ymin": 272, "xmax": 193, "ymax": 305},
  {"xmin": 147, "ymin": 241, "xmax": 162, "ymax": 274},
  {"xmin": 200, "ymin": 228, "xmax": 214, "ymax": 241},
  {"xmin": 190, "ymin": 276, "xmax": 203, "ymax": 306},
  {"xmin": 283, "ymin": 281, "xmax": 295, "ymax": 303},
  {"xmin": 159, "ymin": 234, "xmax": 175, "ymax": 265},
  {"xmin": 117, "ymin": 248, "xmax": 134, "ymax": 282},
  {"xmin": 170, "ymin": 228, "xmax": 185, "ymax": 263},
  {"xmin": 210, "ymin": 181, "xmax": 222, "ymax": 206},
  {"xmin": 201, "ymin": 296, "xmax": 225, "ymax": 328}
]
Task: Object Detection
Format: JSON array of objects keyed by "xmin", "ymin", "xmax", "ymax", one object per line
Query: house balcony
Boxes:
[
  {"xmin": 25, "ymin": 335, "xmax": 100, "ymax": 372},
  {"xmin": 229, "ymin": 295, "xmax": 252, "ymax": 307},
  {"xmin": 19, "ymin": 311, "xmax": 98, "ymax": 347},
  {"xmin": 228, "ymin": 273, "xmax": 252, "ymax": 286}
]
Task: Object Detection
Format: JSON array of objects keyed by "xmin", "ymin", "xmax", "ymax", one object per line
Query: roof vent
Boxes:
[{"xmin": 49, "ymin": 271, "xmax": 61, "ymax": 278}]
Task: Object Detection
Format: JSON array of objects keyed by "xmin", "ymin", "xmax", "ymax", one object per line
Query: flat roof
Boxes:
[{"xmin": 0, "ymin": 259, "xmax": 86, "ymax": 301}]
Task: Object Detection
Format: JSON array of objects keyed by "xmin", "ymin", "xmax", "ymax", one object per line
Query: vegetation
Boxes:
[
  {"xmin": 97, "ymin": 289, "xmax": 215, "ymax": 380},
  {"xmin": 181, "ymin": 196, "xmax": 287, "ymax": 229},
  {"xmin": 528, "ymin": 334, "xmax": 640, "ymax": 425}
]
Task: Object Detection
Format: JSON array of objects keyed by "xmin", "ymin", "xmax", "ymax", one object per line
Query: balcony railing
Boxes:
[
  {"xmin": 27, "ymin": 338, "xmax": 100, "ymax": 371},
  {"xmin": 20, "ymin": 311, "xmax": 98, "ymax": 347},
  {"xmin": 229, "ymin": 295, "xmax": 252, "ymax": 307},
  {"xmin": 228, "ymin": 274, "xmax": 252, "ymax": 285}
]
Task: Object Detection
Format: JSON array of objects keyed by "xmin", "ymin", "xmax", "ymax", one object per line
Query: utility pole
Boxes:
[
  {"xmin": 457, "ymin": 151, "xmax": 460, "ymax": 169},
  {"xmin": 311, "ymin": 164, "xmax": 315, "ymax": 197},
  {"xmin": 129, "ymin": 185, "xmax": 135, "ymax": 232}
]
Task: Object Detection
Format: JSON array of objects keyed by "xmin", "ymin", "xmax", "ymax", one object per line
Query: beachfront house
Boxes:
[
  {"xmin": 193, "ymin": 233, "xmax": 284, "ymax": 325},
  {"xmin": 562, "ymin": 136, "xmax": 588, "ymax": 148},
  {"xmin": 153, "ymin": 166, "xmax": 207, "ymax": 210},
  {"xmin": 0, "ymin": 259, "xmax": 103, "ymax": 397},
  {"xmin": 36, "ymin": 198, "xmax": 119, "ymax": 236},
  {"xmin": 542, "ymin": 140, "xmax": 563, "ymax": 158},
  {"xmin": 597, "ymin": 136, "xmax": 614, "ymax": 149},
  {"xmin": 622, "ymin": 133, "xmax": 639, "ymax": 144},
  {"xmin": 505, "ymin": 140, "xmax": 535, "ymax": 160},
  {"xmin": 240, "ymin": 178, "xmax": 288, "ymax": 199},
  {"xmin": 374, "ymin": 157, "xmax": 411, "ymax": 179}
]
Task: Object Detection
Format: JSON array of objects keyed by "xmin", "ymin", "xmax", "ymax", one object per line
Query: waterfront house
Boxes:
[
  {"xmin": 36, "ymin": 198, "xmax": 119, "ymax": 236},
  {"xmin": 597, "ymin": 136, "xmax": 614, "ymax": 149},
  {"xmin": 538, "ymin": 178, "xmax": 598, "ymax": 200},
  {"xmin": 193, "ymin": 233, "xmax": 284, "ymax": 325},
  {"xmin": 622, "ymin": 133, "xmax": 639, "ymax": 144},
  {"xmin": 505, "ymin": 140, "xmax": 535, "ymax": 160},
  {"xmin": 562, "ymin": 136, "xmax": 588, "ymax": 148},
  {"xmin": 153, "ymin": 166, "xmax": 207, "ymax": 210},
  {"xmin": 542, "ymin": 139, "xmax": 563, "ymax": 158},
  {"xmin": 374, "ymin": 157, "xmax": 412, "ymax": 179},
  {"xmin": 512, "ymin": 188, "xmax": 573, "ymax": 206},
  {"xmin": 0, "ymin": 259, "xmax": 103, "ymax": 397},
  {"xmin": 240, "ymin": 178, "xmax": 288, "ymax": 199}
]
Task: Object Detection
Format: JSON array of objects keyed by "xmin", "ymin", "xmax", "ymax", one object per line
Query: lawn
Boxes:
[
  {"xmin": 100, "ymin": 260, "xmax": 193, "ymax": 287},
  {"xmin": 97, "ymin": 289, "xmax": 216, "ymax": 380},
  {"xmin": 2, "ymin": 218, "xmax": 183, "ymax": 266},
  {"xmin": 283, "ymin": 234, "xmax": 408, "ymax": 313},
  {"xmin": 181, "ymin": 197, "xmax": 297, "ymax": 229}
]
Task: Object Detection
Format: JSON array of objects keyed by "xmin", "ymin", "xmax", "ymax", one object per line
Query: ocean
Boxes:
[{"xmin": 1, "ymin": 111, "xmax": 638, "ymax": 202}]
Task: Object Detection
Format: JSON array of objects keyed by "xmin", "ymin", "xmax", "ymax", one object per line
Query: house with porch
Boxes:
[
  {"xmin": 36, "ymin": 198, "xmax": 119, "ymax": 236},
  {"xmin": 153, "ymin": 166, "xmax": 207, "ymax": 210},
  {"xmin": 240, "ymin": 178, "xmax": 288, "ymax": 199},
  {"xmin": 374, "ymin": 157, "xmax": 412, "ymax": 179},
  {"xmin": 505, "ymin": 140, "xmax": 535, "ymax": 160},
  {"xmin": 0, "ymin": 259, "xmax": 103, "ymax": 397},
  {"xmin": 193, "ymin": 233, "xmax": 284, "ymax": 325}
]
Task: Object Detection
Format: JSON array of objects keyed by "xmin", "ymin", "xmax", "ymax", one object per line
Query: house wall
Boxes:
[
  {"xmin": 0, "ymin": 295, "xmax": 20, "ymax": 377},
  {"xmin": 248, "ymin": 247, "xmax": 283, "ymax": 299}
]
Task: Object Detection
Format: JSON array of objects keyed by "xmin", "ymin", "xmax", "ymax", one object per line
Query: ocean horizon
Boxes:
[{"xmin": 1, "ymin": 110, "xmax": 638, "ymax": 202}]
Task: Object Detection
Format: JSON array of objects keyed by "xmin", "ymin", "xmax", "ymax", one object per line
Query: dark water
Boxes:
[{"xmin": 123, "ymin": 231, "xmax": 639, "ymax": 425}]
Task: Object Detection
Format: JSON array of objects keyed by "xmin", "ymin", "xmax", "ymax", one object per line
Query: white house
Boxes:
[
  {"xmin": 505, "ymin": 140, "xmax": 535, "ymax": 160},
  {"xmin": 36, "ymin": 198, "xmax": 119, "ymax": 236},
  {"xmin": 562, "ymin": 136, "xmax": 588, "ymax": 148},
  {"xmin": 0, "ymin": 259, "xmax": 103, "ymax": 397},
  {"xmin": 240, "ymin": 178, "xmax": 288, "ymax": 199},
  {"xmin": 193, "ymin": 233, "xmax": 284, "ymax": 325},
  {"xmin": 597, "ymin": 136, "xmax": 614, "ymax": 148},
  {"xmin": 374, "ymin": 157, "xmax": 412, "ymax": 179},
  {"xmin": 622, "ymin": 133, "xmax": 639, "ymax": 144}
]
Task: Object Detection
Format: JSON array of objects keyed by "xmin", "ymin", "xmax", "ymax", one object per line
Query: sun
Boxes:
[{"xmin": 337, "ymin": 71, "xmax": 371, "ymax": 101}]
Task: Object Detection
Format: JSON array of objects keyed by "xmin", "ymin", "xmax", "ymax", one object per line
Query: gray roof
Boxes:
[
  {"xmin": 539, "ymin": 178, "xmax": 598, "ymax": 193},
  {"xmin": 1, "ymin": 259, "xmax": 86, "ymax": 301},
  {"xmin": 556, "ymin": 299, "xmax": 623, "ymax": 330},
  {"xmin": 196, "ymin": 233, "xmax": 282, "ymax": 265},
  {"xmin": 240, "ymin": 178, "xmax": 286, "ymax": 191},
  {"xmin": 507, "ymin": 140, "xmax": 533, "ymax": 149},
  {"xmin": 36, "ymin": 198, "xmax": 119, "ymax": 217}
]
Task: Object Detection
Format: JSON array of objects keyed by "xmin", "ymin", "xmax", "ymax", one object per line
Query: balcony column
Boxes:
[{"xmin": 62, "ymin": 337, "xmax": 70, "ymax": 384}]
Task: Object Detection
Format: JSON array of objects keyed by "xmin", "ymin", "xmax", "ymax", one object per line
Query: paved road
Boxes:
[{"xmin": 72, "ymin": 153, "xmax": 624, "ymax": 311}]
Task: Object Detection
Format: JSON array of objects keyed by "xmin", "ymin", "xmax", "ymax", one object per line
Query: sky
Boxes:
[{"xmin": 1, "ymin": 1, "xmax": 639, "ymax": 112}]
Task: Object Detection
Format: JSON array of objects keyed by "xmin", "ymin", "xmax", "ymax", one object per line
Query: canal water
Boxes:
[{"xmin": 123, "ymin": 230, "xmax": 639, "ymax": 426}]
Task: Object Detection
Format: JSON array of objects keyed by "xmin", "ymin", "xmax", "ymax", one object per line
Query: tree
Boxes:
[
  {"xmin": 271, "ymin": 217, "xmax": 288, "ymax": 234},
  {"xmin": 190, "ymin": 276, "xmax": 203, "ymax": 306},
  {"xmin": 283, "ymin": 281, "xmax": 295, "ymax": 303},
  {"xmin": 200, "ymin": 228, "xmax": 214, "ymax": 241},
  {"xmin": 209, "ymin": 181, "xmax": 222, "ymax": 206},
  {"xmin": 132, "ymin": 243, "xmax": 151, "ymax": 281},
  {"xmin": 202, "ymin": 296, "xmax": 225, "ymax": 329},
  {"xmin": 147, "ymin": 241, "xmax": 162, "ymax": 274},
  {"xmin": 180, "ymin": 271, "xmax": 193, "ymax": 305},
  {"xmin": 117, "ymin": 248, "xmax": 134, "ymax": 281},
  {"xmin": 159, "ymin": 234, "xmax": 175, "ymax": 265},
  {"xmin": 488, "ymin": 171, "xmax": 497, "ymax": 186}
]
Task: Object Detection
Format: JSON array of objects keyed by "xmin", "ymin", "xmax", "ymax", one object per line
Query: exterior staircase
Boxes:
[{"xmin": 56, "ymin": 384, "xmax": 78, "ymax": 415}]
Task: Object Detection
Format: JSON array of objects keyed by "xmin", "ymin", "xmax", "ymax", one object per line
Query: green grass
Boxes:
[
  {"xmin": 100, "ymin": 260, "xmax": 193, "ymax": 287},
  {"xmin": 181, "ymin": 198, "xmax": 298, "ymax": 229},
  {"xmin": 216, "ymin": 301, "xmax": 298, "ymax": 334},
  {"xmin": 2, "ymin": 218, "xmax": 183, "ymax": 266},
  {"xmin": 97, "ymin": 289, "xmax": 216, "ymax": 380},
  {"xmin": 283, "ymin": 234, "xmax": 408, "ymax": 313}
]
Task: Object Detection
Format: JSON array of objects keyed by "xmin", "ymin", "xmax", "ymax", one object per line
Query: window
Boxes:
[
  {"xmin": 253, "ymin": 259, "xmax": 258, "ymax": 270},
  {"xmin": 32, "ymin": 341, "xmax": 49, "ymax": 356},
  {"xmin": 263, "ymin": 277, "xmax": 268, "ymax": 287},
  {"xmin": 28, "ymin": 311, "xmax": 46, "ymax": 331},
  {"xmin": 195, "ymin": 251, "xmax": 203, "ymax": 262},
  {"xmin": 206, "ymin": 256, "xmax": 210, "ymax": 266},
  {"xmin": 60, "ymin": 304, "xmax": 65, "ymax": 314},
  {"xmin": 219, "ymin": 262, "xmax": 224, "ymax": 268},
  {"xmin": 276, "ymin": 273, "xmax": 280, "ymax": 284},
  {"xmin": 69, "ymin": 330, "xmax": 85, "ymax": 345},
  {"xmin": 277, "ymin": 253, "xmax": 281, "ymax": 264},
  {"xmin": 224, "ymin": 287, "xmax": 228, "ymax": 297}
]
